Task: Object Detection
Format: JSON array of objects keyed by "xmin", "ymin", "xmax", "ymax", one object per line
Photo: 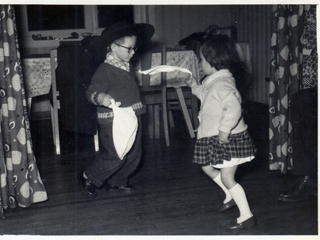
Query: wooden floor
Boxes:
[{"xmin": 1, "ymin": 101, "xmax": 317, "ymax": 236}]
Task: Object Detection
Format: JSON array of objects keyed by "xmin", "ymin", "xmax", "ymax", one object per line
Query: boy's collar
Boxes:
[{"xmin": 104, "ymin": 52, "xmax": 130, "ymax": 72}]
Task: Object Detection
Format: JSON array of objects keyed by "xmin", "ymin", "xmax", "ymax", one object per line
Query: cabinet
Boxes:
[{"xmin": 56, "ymin": 38, "xmax": 103, "ymax": 136}]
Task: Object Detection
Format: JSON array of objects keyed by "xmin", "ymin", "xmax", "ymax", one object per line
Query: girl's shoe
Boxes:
[
  {"xmin": 228, "ymin": 216, "xmax": 257, "ymax": 230},
  {"xmin": 218, "ymin": 199, "xmax": 236, "ymax": 212}
]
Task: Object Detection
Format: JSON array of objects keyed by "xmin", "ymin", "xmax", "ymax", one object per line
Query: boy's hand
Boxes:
[
  {"xmin": 218, "ymin": 131, "xmax": 229, "ymax": 144},
  {"xmin": 109, "ymin": 101, "xmax": 121, "ymax": 109},
  {"xmin": 98, "ymin": 93, "xmax": 112, "ymax": 107},
  {"xmin": 98, "ymin": 93, "xmax": 121, "ymax": 108}
]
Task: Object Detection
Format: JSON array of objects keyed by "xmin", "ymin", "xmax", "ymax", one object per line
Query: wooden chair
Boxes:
[
  {"xmin": 49, "ymin": 49, "xmax": 61, "ymax": 155},
  {"xmin": 28, "ymin": 49, "xmax": 61, "ymax": 155},
  {"xmin": 139, "ymin": 44, "xmax": 170, "ymax": 147},
  {"xmin": 24, "ymin": 51, "xmax": 61, "ymax": 155},
  {"xmin": 167, "ymin": 87, "xmax": 199, "ymax": 130}
]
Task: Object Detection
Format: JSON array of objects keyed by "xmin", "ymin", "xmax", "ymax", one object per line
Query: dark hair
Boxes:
[
  {"xmin": 200, "ymin": 35, "xmax": 238, "ymax": 71},
  {"xmin": 203, "ymin": 24, "xmax": 222, "ymax": 39}
]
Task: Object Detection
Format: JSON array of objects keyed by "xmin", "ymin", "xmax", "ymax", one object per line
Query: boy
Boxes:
[{"xmin": 78, "ymin": 21, "xmax": 154, "ymax": 198}]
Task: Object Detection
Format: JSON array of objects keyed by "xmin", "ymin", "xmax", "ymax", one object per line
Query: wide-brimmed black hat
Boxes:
[{"xmin": 100, "ymin": 21, "xmax": 155, "ymax": 50}]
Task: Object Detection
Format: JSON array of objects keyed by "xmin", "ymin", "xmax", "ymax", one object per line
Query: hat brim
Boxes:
[{"xmin": 100, "ymin": 23, "xmax": 155, "ymax": 50}]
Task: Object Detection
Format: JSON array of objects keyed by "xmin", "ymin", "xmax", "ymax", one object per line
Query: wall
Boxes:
[
  {"xmin": 233, "ymin": 5, "xmax": 272, "ymax": 104},
  {"xmin": 19, "ymin": 5, "xmax": 272, "ymax": 104},
  {"xmin": 145, "ymin": 5, "xmax": 272, "ymax": 104},
  {"xmin": 147, "ymin": 5, "xmax": 234, "ymax": 47}
]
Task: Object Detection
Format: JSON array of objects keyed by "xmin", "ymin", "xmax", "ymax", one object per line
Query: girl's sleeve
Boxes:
[
  {"xmin": 217, "ymin": 81, "xmax": 242, "ymax": 134},
  {"xmin": 86, "ymin": 65, "xmax": 110, "ymax": 106},
  {"xmin": 191, "ymin": 84, "xmax": 204, "ymax": 102}
]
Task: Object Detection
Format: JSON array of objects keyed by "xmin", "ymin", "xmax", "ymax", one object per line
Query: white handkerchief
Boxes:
[
  {"xmin": 111, "ymin": 99, "xmax": 138, "ymax": 160},
  {"xmin": 139, "ymin": 65, "xmax": 192, "ymax": 75}
]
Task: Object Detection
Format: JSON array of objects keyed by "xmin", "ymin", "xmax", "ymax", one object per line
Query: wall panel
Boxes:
[
  {"xmin": 150, "ymin": 5, "xmax": 233, "ymax": 47},
  {"xmin": 233, "ymin": 5, "xmax": 273, "ymax": 104}
]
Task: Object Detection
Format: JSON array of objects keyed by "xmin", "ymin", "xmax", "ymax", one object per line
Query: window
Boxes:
[
  {"xmin": 26, "ymin": 6, "xmax": 85, "ymax": 31},
  {"xmin": 15, "ymin": 5, "xmax": 136, "ymax": 54}
]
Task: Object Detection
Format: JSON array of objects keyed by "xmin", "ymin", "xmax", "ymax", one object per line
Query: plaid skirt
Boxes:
[{"xmin": 192, "ymin": 130, "xmax": 256, "ymax": 166}]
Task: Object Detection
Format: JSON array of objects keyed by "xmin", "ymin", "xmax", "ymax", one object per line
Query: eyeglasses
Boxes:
[{"xmin": 114, "ymin": 43, "xmax": 137, "ymax": 54}]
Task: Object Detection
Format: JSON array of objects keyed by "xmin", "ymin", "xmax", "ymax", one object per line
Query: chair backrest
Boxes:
[
  {"xmin": 50, "ymin": 49, "xmax": 59, "ymax": 109},
  {"xmin": 140, "ymin": 43, "xmax": 167, "ymax": 87}
]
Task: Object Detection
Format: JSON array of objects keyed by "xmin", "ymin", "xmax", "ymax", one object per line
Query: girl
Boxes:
[{"xmin": 187, "ymin": 35, "xmax": 257, "ymax": 229}]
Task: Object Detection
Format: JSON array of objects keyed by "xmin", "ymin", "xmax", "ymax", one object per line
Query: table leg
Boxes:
[
  {"xmin": 175, "ymin": 88, "xmax": 195, "ymax": 138},
  {"xmin": 191, "ymin": 95, "xmax": 199, "ymax": 129},
  {"xmin": 94, "ymin": 130, "xmax": 99, "ymax": 152},
  {"xmin": 27, "ymin": 97, "xmax": 32, "ymax": 116}
]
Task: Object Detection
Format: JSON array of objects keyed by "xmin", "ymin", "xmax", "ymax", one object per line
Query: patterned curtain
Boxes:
[
  {"xmin": 269, "ymin": 5, "xmax": 317, "ymax": 173},
  {"xmin": 301, "ymin": 6, "xmax": 318, "ymax": 89},
  {"xmin": 0, "ymin": 5, "xmax": 48, "ymax": 218}
]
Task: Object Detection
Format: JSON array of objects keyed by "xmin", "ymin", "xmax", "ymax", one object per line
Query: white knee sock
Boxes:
[
  {"xmin": 228, "ymin": 183, "xmax": 253, "ymax": 223},
  {"xmin": 213, "ymin": 173, "xmax": 232, "ymax": 204}
]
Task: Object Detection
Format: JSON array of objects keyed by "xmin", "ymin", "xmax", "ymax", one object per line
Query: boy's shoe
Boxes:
[
  {"xmin": 77, "ymin": 172, "xmax": 97, "ymax": 198},
  {"xmin": 105, "ymin": 184, "xmax": 135, "ymax": 193}
]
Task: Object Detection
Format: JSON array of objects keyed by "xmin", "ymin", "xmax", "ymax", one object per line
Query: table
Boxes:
[
  {"xmin": 150, "ymin": 50, "xmax": 201, "ymax": 87},
  {"xmin": 22, "ymin": 55, "xmax": 61, "ymax": 155},
  {"xmin": 22, "ymin": 50, "xmax": 201, "ymax": 141},
  {"xmin": 137, "ymin": 49, "xmax": 202, "ymax": 138},
  {"xmin": 22, "ymin": 57, "xmax": 56, "ymax": 98},
  {"xmin": 136, "ymin": 50, "xmax": 201, "ymax": 86}
]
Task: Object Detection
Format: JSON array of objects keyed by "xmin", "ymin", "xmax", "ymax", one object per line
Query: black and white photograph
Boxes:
[{"xmin": 0, "ymin": 3, "xmax": 318, "ymax": 237}]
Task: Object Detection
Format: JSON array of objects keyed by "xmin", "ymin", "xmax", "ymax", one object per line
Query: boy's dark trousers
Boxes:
[{"xmin": 86, "ymin": 117, "xmax": 142, "ymax": 188}]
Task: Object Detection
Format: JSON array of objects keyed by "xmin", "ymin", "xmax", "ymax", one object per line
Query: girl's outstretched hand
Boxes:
[
  {"xmin": 186, "ymin": 76, "xmax": 197, "ymax": 88},
  {"xmin": 218, "ymin": 131, "xmax": 229, "ymax": 144}
]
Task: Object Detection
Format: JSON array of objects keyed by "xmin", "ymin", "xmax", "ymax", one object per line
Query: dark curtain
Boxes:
[{"xmin": 0, "ymin": 5, "xmax": 48, "ymax": 218}]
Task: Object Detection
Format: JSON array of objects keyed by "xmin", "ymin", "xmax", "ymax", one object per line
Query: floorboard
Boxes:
[{"xmin": 0, "ymin": 101, "xmax": 317, "ymax": 236}]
